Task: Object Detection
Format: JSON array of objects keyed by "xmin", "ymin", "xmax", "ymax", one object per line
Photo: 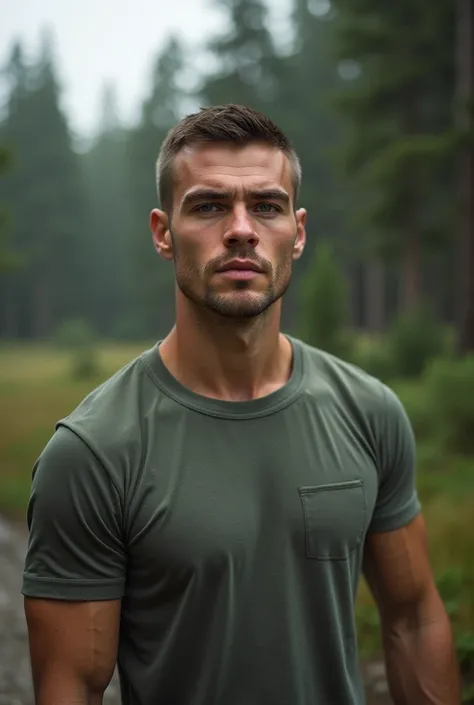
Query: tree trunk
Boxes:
[
  {"xmin": 32, "ymin": 268, "xmax": 52, "ymax": 339},
  {"xmin": 400, "ymin": 71, "xmax": 423, "ymax": 314},
  {"xmin": 457, "ymin": 0, "xmax": 474, "ymax": 353},
  {"xmin": 401, "ymin": 232, "xmax": 422, "ymax": 314},
  {"xmin": 365, "ymin": 259, "xmax": 385, "ymax": 332}
]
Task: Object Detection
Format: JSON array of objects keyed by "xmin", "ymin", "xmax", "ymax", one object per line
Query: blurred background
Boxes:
[{"xmin": 0, "ymin": 0, "xmax": 473, "ymax": 701}]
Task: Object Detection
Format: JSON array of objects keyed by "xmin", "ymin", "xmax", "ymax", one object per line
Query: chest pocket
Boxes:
[{"xmin": 299, "ymin": 479, "xmax": 366, "ymax": 561}]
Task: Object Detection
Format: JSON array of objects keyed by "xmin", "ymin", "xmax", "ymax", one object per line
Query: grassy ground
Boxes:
[
  {"xmin": 0, "ymin": 342, "xmax": 146, "ymax": 513},
  {"xmin": 1, "ymin": 342, "xmax": 473, "ymax": 689}
]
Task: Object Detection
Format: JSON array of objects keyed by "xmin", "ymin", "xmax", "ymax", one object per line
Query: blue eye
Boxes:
[
  {"xmin": 255, "ymin": 203, "xmax": 279, "ymax": 213},
  {"xmin": 195, "ymin": 203, "xmax": 221, "ymax": 213}
]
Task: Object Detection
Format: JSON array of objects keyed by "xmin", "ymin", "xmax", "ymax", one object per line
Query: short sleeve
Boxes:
[
  {"xmin": 368, "ymin": 384, "xmax": 421, "ymax": 533},
  {"xmin": 22, "ymin": 425, "xmax": 126, "ymax": 600}
]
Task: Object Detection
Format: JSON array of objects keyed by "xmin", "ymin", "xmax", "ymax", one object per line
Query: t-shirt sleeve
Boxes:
[
  {"xmin": 22, "ymin": 425, "xmax": 126, "ymax": 601},
  {"xmin": 368, "ymin": 383, "xmax": 421, "ymax": 533}
]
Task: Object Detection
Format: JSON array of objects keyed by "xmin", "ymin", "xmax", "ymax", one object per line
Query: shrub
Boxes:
[
  {"xmin": 393, "ymin": 380, "xmax": 434, "ymax": 441},
  {"xmin": 54, "ymin": 319, "xmax": 96, "ymax": 350},
  {"xmin": 350, "ymin": 337, "xmax": 396, "ymax": 383},
  {"xmin": 298, "ymin": 241, "xmax": 353, "ymax": 359},
  {"xmin": 54, "ymin": 319, "xmax": 101, "ymax": 381},
  {"xmin": 423, "ymin": 355, "xmax": 474, "ymax": 455},
  {"xmin": 387, "ymin": 304, "xmax": 448, "ymax": 378}
]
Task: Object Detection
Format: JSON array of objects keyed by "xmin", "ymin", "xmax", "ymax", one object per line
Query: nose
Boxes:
[{"xmin": 223, "ymin": 205, "xmax": 259, "ymax": 249}]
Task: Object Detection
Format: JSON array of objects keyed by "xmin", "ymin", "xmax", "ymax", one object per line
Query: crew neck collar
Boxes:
[{"xmin": 140, "ymin": 335, "xmax": 304, "ymax": 420}]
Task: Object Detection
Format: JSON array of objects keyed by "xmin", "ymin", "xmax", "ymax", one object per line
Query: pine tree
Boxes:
[
  {"xmin": 332, "ymin": 0, "xmax": 455, "ymax": 313},
  {"xmin": 128, "ymin": 36, "xmax": 188, "ymax": 337},
  {"xmin": 80, "ymin": 83, "xmax": 135, "ymax": 337},
  {"xmin": 0, "ymin": 147, "xmax": 15, "ymax": 273},
  {"xmin": 201, "ymin": 0, "xmax": 278, "ymax": 109},
  {"xmin": 456, "ymin": 0, "xmax": 474, "ymax": 352},
  {"xmin": 0, "ymin": 33, "xmax": 86, "ymax": 338}
]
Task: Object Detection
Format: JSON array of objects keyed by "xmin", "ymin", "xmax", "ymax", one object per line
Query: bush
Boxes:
[
  {"xmin": 423, "ymin": 355, "xmax": 474, "ymax": 455},
  {"xmin": 387, "ymin": 304, "xmax": 448, "ymax": 378},
  {"xmin": 54, "ymin": 319, "xmax": 96, "ymax": 350},
  {"xmin": 350, "ymin": 337, "xmax": 396, "ymax": 383},
  {"xmin": 393, "ymin": 380, "xmax": 434, "ymax": 441},
  {"xmin": 54, "ymin": 319, "xmax": 101, "ymax": 381},
  {"xmin": 298, "ymin": 242, "xmax": 353, "ymax": 359},
  {"xmin": 70, "ymin": 347, "xmax": 101, "ymax": 381}
]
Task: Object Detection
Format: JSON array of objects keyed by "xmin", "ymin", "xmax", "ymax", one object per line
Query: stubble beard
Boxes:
[{"xmin": 170, "ymin": 229, "xmax": 295, "ymax": 320}]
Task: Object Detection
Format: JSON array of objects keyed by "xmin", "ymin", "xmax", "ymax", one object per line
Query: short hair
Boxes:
[{"xmin": 156, "ymin": 104, "xmax": 302, "ymax": 212}]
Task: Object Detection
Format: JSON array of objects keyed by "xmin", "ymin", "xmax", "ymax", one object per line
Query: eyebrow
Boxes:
[{"xmin": 180, "ymin": 188, "xmax": 291, "ymax": 209}]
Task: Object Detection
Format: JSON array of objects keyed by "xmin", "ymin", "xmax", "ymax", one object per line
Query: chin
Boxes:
[{"xmin": 203, "ymin": 291, "xmax": 279, "ymax": 319}]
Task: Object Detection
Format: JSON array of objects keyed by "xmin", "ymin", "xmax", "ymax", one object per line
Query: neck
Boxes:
[{"xmin": 159, "ymin": 297, "xmax": 293, "ymax": 402}]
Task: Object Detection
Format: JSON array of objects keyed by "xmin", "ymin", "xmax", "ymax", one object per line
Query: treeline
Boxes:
[{"xmin": 0, "ymin": 0, "xmax": 471, "ymax": 349}]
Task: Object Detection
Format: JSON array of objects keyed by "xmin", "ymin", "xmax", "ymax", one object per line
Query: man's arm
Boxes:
[
  {"xmin": 22, "ymin": 425, "xmax": 127, "ymax": 704},
  {"xmin": 363, "ymin": 514, "xmax": 461, "ymax": 704},
  {"xmin": 25, "ymin": 597, "xmax": 121, "ymax": 705}
]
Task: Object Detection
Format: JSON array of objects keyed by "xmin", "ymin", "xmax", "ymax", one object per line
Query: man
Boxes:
[{"xmin": 23, "ymin": 104, "xmax": 459, "ymax": 705}]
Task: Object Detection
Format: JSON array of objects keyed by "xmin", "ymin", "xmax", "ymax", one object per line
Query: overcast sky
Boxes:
[{"xmin": 1, "ymin": 0, "xmax": 290, "ymax": 139}]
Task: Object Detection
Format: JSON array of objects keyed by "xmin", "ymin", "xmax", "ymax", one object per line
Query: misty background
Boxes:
[{"xmin": 1, "ymin": 1, "xmax": 474, "ymax": 701}]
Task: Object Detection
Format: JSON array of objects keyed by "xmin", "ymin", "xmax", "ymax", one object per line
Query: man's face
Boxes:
[{"xmin": 151, "ymin": 142, "xmax": 306, "ymax": 319}]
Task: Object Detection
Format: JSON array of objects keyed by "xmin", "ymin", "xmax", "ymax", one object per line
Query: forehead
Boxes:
[{"xmin": 172, "ymin": 142, "xmax": 293, "ymax": 203}]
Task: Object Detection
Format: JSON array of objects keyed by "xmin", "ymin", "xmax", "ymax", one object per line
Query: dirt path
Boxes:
[{"xmin": 0, "ymin": 515, "xmax": 391, "ymax": 704}]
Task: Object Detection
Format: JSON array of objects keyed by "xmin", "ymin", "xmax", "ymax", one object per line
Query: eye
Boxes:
[
  {"xmin": 193, "ymin": 203, "xmax": 222, "ymax": 213},
  {"xmin": 254, "ymin": 203, "xmax": 280, "ymax": 214}
]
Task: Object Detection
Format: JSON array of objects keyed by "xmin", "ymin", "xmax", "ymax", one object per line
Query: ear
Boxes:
[
  {"xmin": 150, "ymin": 209, "xmax": 173, "ymax": 261},
  {"xmin": 293, "ymin": 208, "xmax": 307, "ymax": 261}
]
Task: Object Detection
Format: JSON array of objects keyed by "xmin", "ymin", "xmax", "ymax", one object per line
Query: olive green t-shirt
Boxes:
[{"xmin": 22, "ymin": 337, "xmax": 420, "ymax": 705}]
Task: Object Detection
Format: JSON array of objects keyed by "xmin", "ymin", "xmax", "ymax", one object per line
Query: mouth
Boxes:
[{"xmin": 217, "ymin": 259, "xmax": 263, "ymax": 274}]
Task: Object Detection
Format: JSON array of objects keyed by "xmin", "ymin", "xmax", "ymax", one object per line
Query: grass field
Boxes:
[
  {"xmin": 1, "ymin": 342, "xmax": 473, "ymax": 676},
  {"xmin": 0, "ymin": 342, "xmax": 146, "ymax": 513}
]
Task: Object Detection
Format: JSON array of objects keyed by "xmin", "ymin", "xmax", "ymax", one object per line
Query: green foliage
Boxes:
[
  {"xmin": 54, "ymin": 319, "xmax": 101, "ymax": 381},
  {"xmin": 355, "ymin": 600, "xmax": 380, "ymax": 658},
  {"xmin": 0, "ymin": 146, "xmax": 19, "ymax": 274},
  {"xmin": 80, "ymin": 86, "xmax": 134, "ymax": 337},
  {"xmin": 202, "ymin": 0, "xmax": 277, "ymax": 109},
  {"xmin": 392, "ymin": 381, "xmax": 435, "ymax": 442},
  {"xmin": 436, "ymin": 568, "xmax": 474, "ymax": 700},
  {"xmin": 393, "ymin": 355, "xmax": 474, "ymax": 457},
  {"xmin": 386, "ymin": 304, "xmax": 448, "ymax": 378},
  {"xmin": 331, "ymin": 0, "xmax": 455, "ymax": 309},
  {"xmin": 349, "ymin": 337, "xmax": 395, "ymax": 383},
  {"xmin": 423, "ymin": 356, "xmax": 474, "ymax": 455},
  {"xmin": 127, "ymin": 35, "xmax": 186, "ymax": 338},
  {"xmin": 0, "ymin": 37, "xmax": 87, "ymax": 338},
  {"xmin": 54, "ymin": 318, "xmax": 95, "ymax": 350},
  {"xmin": 298, "ymin": 242, "xmax": 352, "ymax": 358}
]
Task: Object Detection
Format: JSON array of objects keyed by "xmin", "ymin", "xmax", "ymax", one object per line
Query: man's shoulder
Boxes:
[
  {"xmin": 295, "ymin": 337, "xmax": 387, "ymax": 404},
  {"xmin": 57, "ymin": 344, "xmax": 162, "ymax": 456},
  {"xmin": 294, "ymin": 337, "xmax": 409, "ymax": 452}
]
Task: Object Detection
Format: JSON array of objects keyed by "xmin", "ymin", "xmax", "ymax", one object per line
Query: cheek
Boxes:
[{"xmin": 273, "ymin": 234, "xmax": 297, "ymax": 260}]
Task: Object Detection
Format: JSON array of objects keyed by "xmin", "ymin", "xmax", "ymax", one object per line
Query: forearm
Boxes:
[
  {"xmin": 32, "ymin": 669, "xmax": 103, "ymax": 705},
  {"xmin": 35, "ymin": 687, "xmax": 102, "ymax": 705},
  {"xmin": 381, "ymin": 611, "xmax": 461, "ymax": 704}
]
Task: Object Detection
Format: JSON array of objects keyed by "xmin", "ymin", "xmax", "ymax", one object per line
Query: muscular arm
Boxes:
[
  {"xmin": 363, "ymin": 514, "xmax": 461, "ymax": 704},
  {"xmin": 25, "ymin": 597, "xmax": 121, "ymax": 705},
  {"xmin": 22, "ymin": 426, "xmax": 127, "ymax": 704}
]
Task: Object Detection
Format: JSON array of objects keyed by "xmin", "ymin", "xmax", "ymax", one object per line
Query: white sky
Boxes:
[{"xmin": 0, "ymin": 0, "xmax": 291, "ymax": 140}]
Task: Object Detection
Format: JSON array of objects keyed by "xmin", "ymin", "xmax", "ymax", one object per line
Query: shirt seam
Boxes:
[
  {"xmin": 23, "ymin": 574, "xmax": 125, "ymax": 585},
  {"xmin": 138, "ymin": 352, "xmax": 305, "ymax": 420},
  {"xmin": 55, "ymin": 422, "xmax": 124, "ymax": 503}
]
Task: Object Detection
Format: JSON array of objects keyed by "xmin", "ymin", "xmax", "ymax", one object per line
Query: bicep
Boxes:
[
  {"xmin": 363, "ymin": 514, "xmax": 440, "ymax": 623},
  {"xmin": 25, "ymin": 597, "xmax": 121, "ymax": 702}
]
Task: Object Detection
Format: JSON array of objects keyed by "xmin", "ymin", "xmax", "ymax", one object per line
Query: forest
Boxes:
[
  {"xmin": 1, "ymin": 0, "xmax": 471, "ymax": 351},
  {"xmin": 1, "ymin": 1, "xmax": 474, "ymax": 700}
]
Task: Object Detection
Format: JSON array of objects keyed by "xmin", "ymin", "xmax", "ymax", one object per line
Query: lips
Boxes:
[{"xmin": 217, "ymin": 259, "xmax": 263, "ymax": 273}]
